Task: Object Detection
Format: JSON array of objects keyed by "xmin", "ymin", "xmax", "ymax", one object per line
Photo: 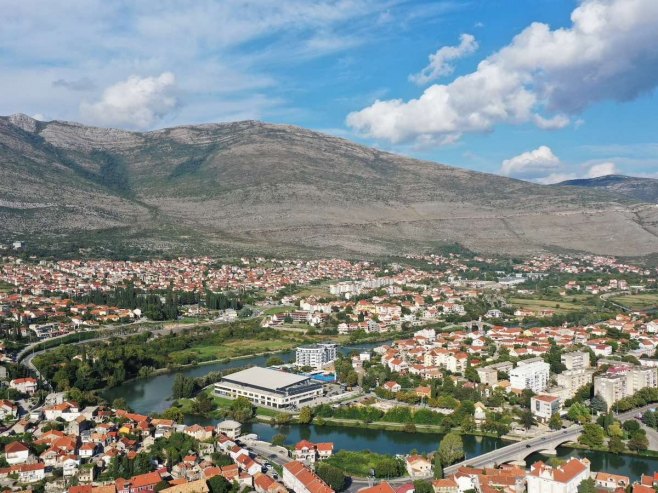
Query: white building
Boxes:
[
  {"xmin": 215, "ymin": 367, "xmax": 324, "ymax": 409},
  {"xmin": 531, "ymin": 395, "xmax": 561, "ymax": 422},
  {"xmin": 216, "ymin": 420, "xmax": 242, "ymax": 439},
  {"xmin": 295, "ymin": 343, "xmax": 338, "ymax": 370},
  {"xmin": 510, "ymin": 360, "xmax": 550, "ymax": 393},
  {"xmin": 527, "ymin": 458, "xmax": 590, "ymax": 493},
  {"xmin": 283, "ymin": 460, "xmax": 334, "ymax": 493},
  {"xmin": 561, "ymin": 352, "xmax": 590, "ymax": 371}
]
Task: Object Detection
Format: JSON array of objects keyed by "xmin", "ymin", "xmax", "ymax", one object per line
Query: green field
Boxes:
[
  {"xmin": 170, "ymin": 338, "xmax": 299, "ymax": 362},
  {"xmin": 509, "ymin": 297, "xmax": 585, "ymax": 314},
  {"xmin": 263, "ymin": 305, "xmax": 296, "ymax": 315},
  {"xmin": 610, "ymin": 292, "xmax": 658, "ymax": 311},
  {"xmin": 326, "ymin": 450, "xmax": 402, "ymax": 477},
  {"xmin": 0, "ymin": 281, "xmax": 14, "ymax": 293}
]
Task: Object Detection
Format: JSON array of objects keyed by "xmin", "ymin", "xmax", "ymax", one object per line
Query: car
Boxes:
[
  {"xmin": 269, "ymin": 454, "xmax": 277, "ymax": 459},
  {"xmin": 526, "ymin": 444, "xmax": 531, "ymax": 448}
]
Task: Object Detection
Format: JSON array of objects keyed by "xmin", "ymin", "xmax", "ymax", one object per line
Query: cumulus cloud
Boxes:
[
  {"xmin": 80, "ymin": 73, "xmax": 177, "ymax": 129},
  {"xmin": 348, "ymin": 0, "xmax": 658, "ymax": 145},
  {"xmin": 409, "ymin": 33, "xmax": 478, "ymax": 85},
  {"xmin": 500, "ymin": 146, "xmax": 561, "ymax": 179},
  {"xmin": 586, "ymin": 162, "xmax": 618, "ymax": 178},
  {"xmin": 501, "ymin": 146, "xmax": 619, "ymax": 183}
]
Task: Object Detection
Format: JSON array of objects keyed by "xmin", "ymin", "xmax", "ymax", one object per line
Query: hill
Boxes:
[
  {"xmin": 556, "ymin": 175, "xmax": 658, "ymax": 203},
  {"xmin": 1, "ymin": 114, "xmax": 657, "ymax": 258}
]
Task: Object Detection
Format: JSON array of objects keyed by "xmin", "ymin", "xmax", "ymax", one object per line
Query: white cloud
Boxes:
[
  {"xmin": 348, "ymin": 0, "xmax": 658, "ymax": 145},
  {"xmin": 409, "ymin": 33, "xmax": 478, "ymax": 85},
  {"xmin": 500, "ymin": 146, "xmax": 561, "ymax": 179},
  {"xmin": 80, "ymin": 73, "xmax": 177, "ymax": 129},
  {"xmin": 500, "ymin": 146, "xmax": 620, "ymax": 183},
  {"xmin": 586, "ymin": 162, "xmax": 618, "ymax": 178}
]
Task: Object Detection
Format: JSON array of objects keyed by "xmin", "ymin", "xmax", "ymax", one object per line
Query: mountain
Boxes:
[
  {"xmin": 556, "ymin": 175, "xmax": 658, "ymax": 203},
  {"xmin": 1, "ymin": 114, "xmax": 657, "ymax": 258}
]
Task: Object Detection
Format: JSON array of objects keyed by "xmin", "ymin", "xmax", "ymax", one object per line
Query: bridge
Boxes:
[
  {"xmin": 444, "ymin": 426, "xmax": 582, "ymax": 475},
  {"xmin": 444, "ymin": 405, "xmax": 652, "ymax": 476}
]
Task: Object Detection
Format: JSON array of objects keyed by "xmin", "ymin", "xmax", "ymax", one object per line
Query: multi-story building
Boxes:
[
  {"xmin": 561, "ymin": 351, "xmax": 590, "ymax": 371},
  {"xmin": 295, "ymin": 343, "xmax": 338, "ymax": 370},
  {"xmin": 594, "ymin": 367, "xmax": 658, "ymax": 410},
  {"xmin": 477, "ymin": 367, "xmax": 498, "ymax": 386},
  {"xmin": 531, "ymin": 394, "xmax": 561, "ymax": 422},
  {"xmin": 283, "ymin": 461, "xmax": 334, "ymax": 493},
  {"xmin": 555, "ymin": 369, "xmax": 595, "ymax": 399},
  {"xmin": 510, "ymin": 360, "xmax": 550, "ymax": 393}
]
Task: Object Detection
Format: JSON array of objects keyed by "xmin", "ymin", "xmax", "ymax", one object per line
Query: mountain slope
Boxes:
[
  {"xmin": 556, "ymin": 175, "xmax": 658, "ymax": 203},
  {"xmin": 1, "ymin": 114, "xmax": 657, "ymax": 258}
]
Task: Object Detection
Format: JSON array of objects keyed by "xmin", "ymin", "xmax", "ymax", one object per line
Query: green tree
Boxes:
[
  {"xmin": 298, "ymin": 407, "xmax": 313, "ymax": 424},
  {"xmin": 644, "ymin": 411, "xmax": 657, "ymax": 429},
  {"xmin": 413, "ymin": 481, "xmax": 433, "ymax": 493},
  {"xmin": 567, "ymin": 402, "xmax": 590, "ymax": 424},
  {"xmin": 520, "ymin": 410, "xmax": 535, "ymax": 430},
  {"xmin": 623, "ymin": 420, "xmax": 640, "ymax": 433},
  {"xmin": 266, "ymin": 356, "xmax": 284, "ymax": 367},
  {"xmin": 272, "ymin": 433, "xmax": 287, "ymax": 446},
  {"xmin": 374, "ymin": 457, "xmax": 403, "ymax": 478},
  {"xmin": 228, "ymin": 397, "xmax": 254, "ymax": 422},
  {"xmin": 433, "ymin": 456, "xmax": 443, "ymax": 479},
  {"xmin": 578, "ymin": 423, "xmax": 605, "ymax": 448},
  {"xmin": 606, "ymin": 422, "xmax": 624, "ymax": 438},
  {"xmin": 590, "ymin": 394, "xmax": 607, "ymax": 414},
  {"xmin": 316, "ymin": 463, "xmax": 348, "ymax": 492},
  {"xmin": 192, "ymin": 391, "xmax": 215, "ymax": 415},
  {"xmin": 578, "ymin": 478, "xmax": 596, "ymax": 493},
  {"xmin": 628, "ymin": 431, "xmax": 649, "ymax": 451},
  {"xmin": 207, "ymin": 475, "xmax": 232, "ymax": 493},
  {"xmin": 438, "ymin": 432, "xmax": 464, "ymax": 466},
  {"xmin": 112, "ymin": 398, "xmax": 131, "ymax": 411},
  {"xmin": 548, "ymin": 413, "xmax": 562, "ymax": 431},
  {"xmin": 608, "ymin": 436, "xmax": 624, "ymax": 454}
]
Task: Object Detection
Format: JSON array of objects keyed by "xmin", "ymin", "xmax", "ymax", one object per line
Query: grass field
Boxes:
[
  {"xmin": 177, "ymin": 390, "xmax": 280, "ymax": 418},
  {"xmin": 0, "ymin": 281, "xmax": 14, "ymax": 293},
  {"xmin": 509, "ymin": 297, "xmax": 585, "ymax": 314},
  {"xmin": 171, "ymin": 338, "xmax": 299, "ymax": 362},
  {"xmin": 326, "ymin": 450, "xmax": 400, "ymax": 477},
  {"xmin": 263, "ymin": 306, "xmax": 295, "ymax": 315},
  {"xmin": 610, "ymin": 292, "xmax": 658, "ymax": 311}
]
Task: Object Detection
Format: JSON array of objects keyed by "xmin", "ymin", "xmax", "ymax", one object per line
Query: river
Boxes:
[
  {"xmin": 106, "ymin": 339, "xmax": 658, "ymax": 481},
  {"xmin": 103, "ymin": 340, "xmax": 389, "ymax": 415}
]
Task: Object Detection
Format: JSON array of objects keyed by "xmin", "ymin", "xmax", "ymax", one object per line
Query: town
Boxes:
[{"xmin": 0, "ymin": 250, "xmax": 657, "ymax": 493}]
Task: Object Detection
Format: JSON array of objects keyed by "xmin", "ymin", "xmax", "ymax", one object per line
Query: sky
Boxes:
[{"xmin": 1, "ymin": 0, "xmax": 658, "ymax": 183}]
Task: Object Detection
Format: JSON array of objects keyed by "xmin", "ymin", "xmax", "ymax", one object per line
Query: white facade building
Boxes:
[
  {"xmin": 527, "ymin": 459, "xmax": 590, "ymax": 493},
  {"xmin": 510, "ymin": 360, "xmax": 550, "ymax": 393},
  {"xmin": 295, "ymin": 343, "xmax": 338, "ymax": 370}
]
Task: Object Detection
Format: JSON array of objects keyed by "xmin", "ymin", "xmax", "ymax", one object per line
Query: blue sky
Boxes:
[{"xmin": 1, "ymin": 0, "xmax": 657, "ymax": 182}]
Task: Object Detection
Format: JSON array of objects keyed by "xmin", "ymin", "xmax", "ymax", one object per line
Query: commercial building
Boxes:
[
  {"xmin": 295, "ymin": 343, "xmax": 338, "ymax": 370},
  {"xmin": 510, "ymin": 359, "xmax": 550, "ymax": 393},
  {"xmin": 215, "ymin": 367, "xmax": 323, "ymax": 409}
]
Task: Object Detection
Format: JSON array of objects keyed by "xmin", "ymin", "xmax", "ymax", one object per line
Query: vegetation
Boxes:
[{"xmin": 326, "ymin": 450, "xmax": 404, "ymax": 478}]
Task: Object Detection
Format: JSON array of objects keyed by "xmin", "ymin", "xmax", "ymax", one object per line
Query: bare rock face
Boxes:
[
  {"xmin": 0, "ymin": 114, "xmax": 657, "ymax": 258},
  {"xmin": 8, "ymin": 113, "xmax": 38, "ymax": 133}
]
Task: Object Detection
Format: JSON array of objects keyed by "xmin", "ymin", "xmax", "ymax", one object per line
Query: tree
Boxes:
[
  {"xmin": 608, "ymin": 436, "xmax": 624, "ymax": 454},
  {"xmin": 266, "ymin": 356, "xmax": 284, "ymax": 367},
  {"xmin": 623, "ymin": 420, "xmax": 640, "ymax": 433},
  {"xmin": 316, "ymin": 463, "xmax": 347, "ymax": 492},
  {"xmin": 374, "ymin": 457, "xmax": 403, "ymax": 478},
  {"xmin": 438, "ymin": 432, "xmax": 464, "ymax": 466},
  {"xmin": 172, "ymin": 373, "xmax": 196, "ymax": 399},
  {"xmin": 644, "ymin": 411, "xmax": 657, "ymax": 429},
  {"xmin": 578, "ymin": 423, "xmax": 605, "ymax": 448},
  {"xmin": 413, "ymin": 481, "xmax": 433, "ymax": 493},
  {"xmin": 192, "ymin": 391, "xmax": 215, "ymax": 415},
  {"xmin": 207, "ymin": 475, "xmax": 232, "ymax": 493},
  {"xmin": 590, "ymin": 394, "xmax": 607, "ymax": 414},
  {"xmin": 548, "ymin": 413, "xmax": 562, "ymax": 431},
  {"xmin": 228, "ymin": 397, "xmax": 254, "ymax": 423},
  {"xmin": 578, "ymin": 478, "xmax": 596, "ymax": 493},
  {"xmin": 298, "ymin": 406, "xmax": 313, "ymax": 424},
  {"xmin": 606, "ymin": 422, "xmax": 623, "ymax": 438},
  {"xmin": 520, "ymin": 410, "xmax": 535, "ymax": 430},
  {"xmin": 567, "ymin": 403, "xmax": 590, "ymax": 424},
  {"xmin": 628, "ymin": 431, "xmax": 649, "ymax": 451},
  {"xmin": 112, "ymin": 398, "xmax": 131, "ymax": 411},
  {"xmin": 433, "ymin": 455, "xmax": 443, "ymax": 479},
  {"xmin": 272, "ymin": 433, "xmax": 287, "ymax": 446}
]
